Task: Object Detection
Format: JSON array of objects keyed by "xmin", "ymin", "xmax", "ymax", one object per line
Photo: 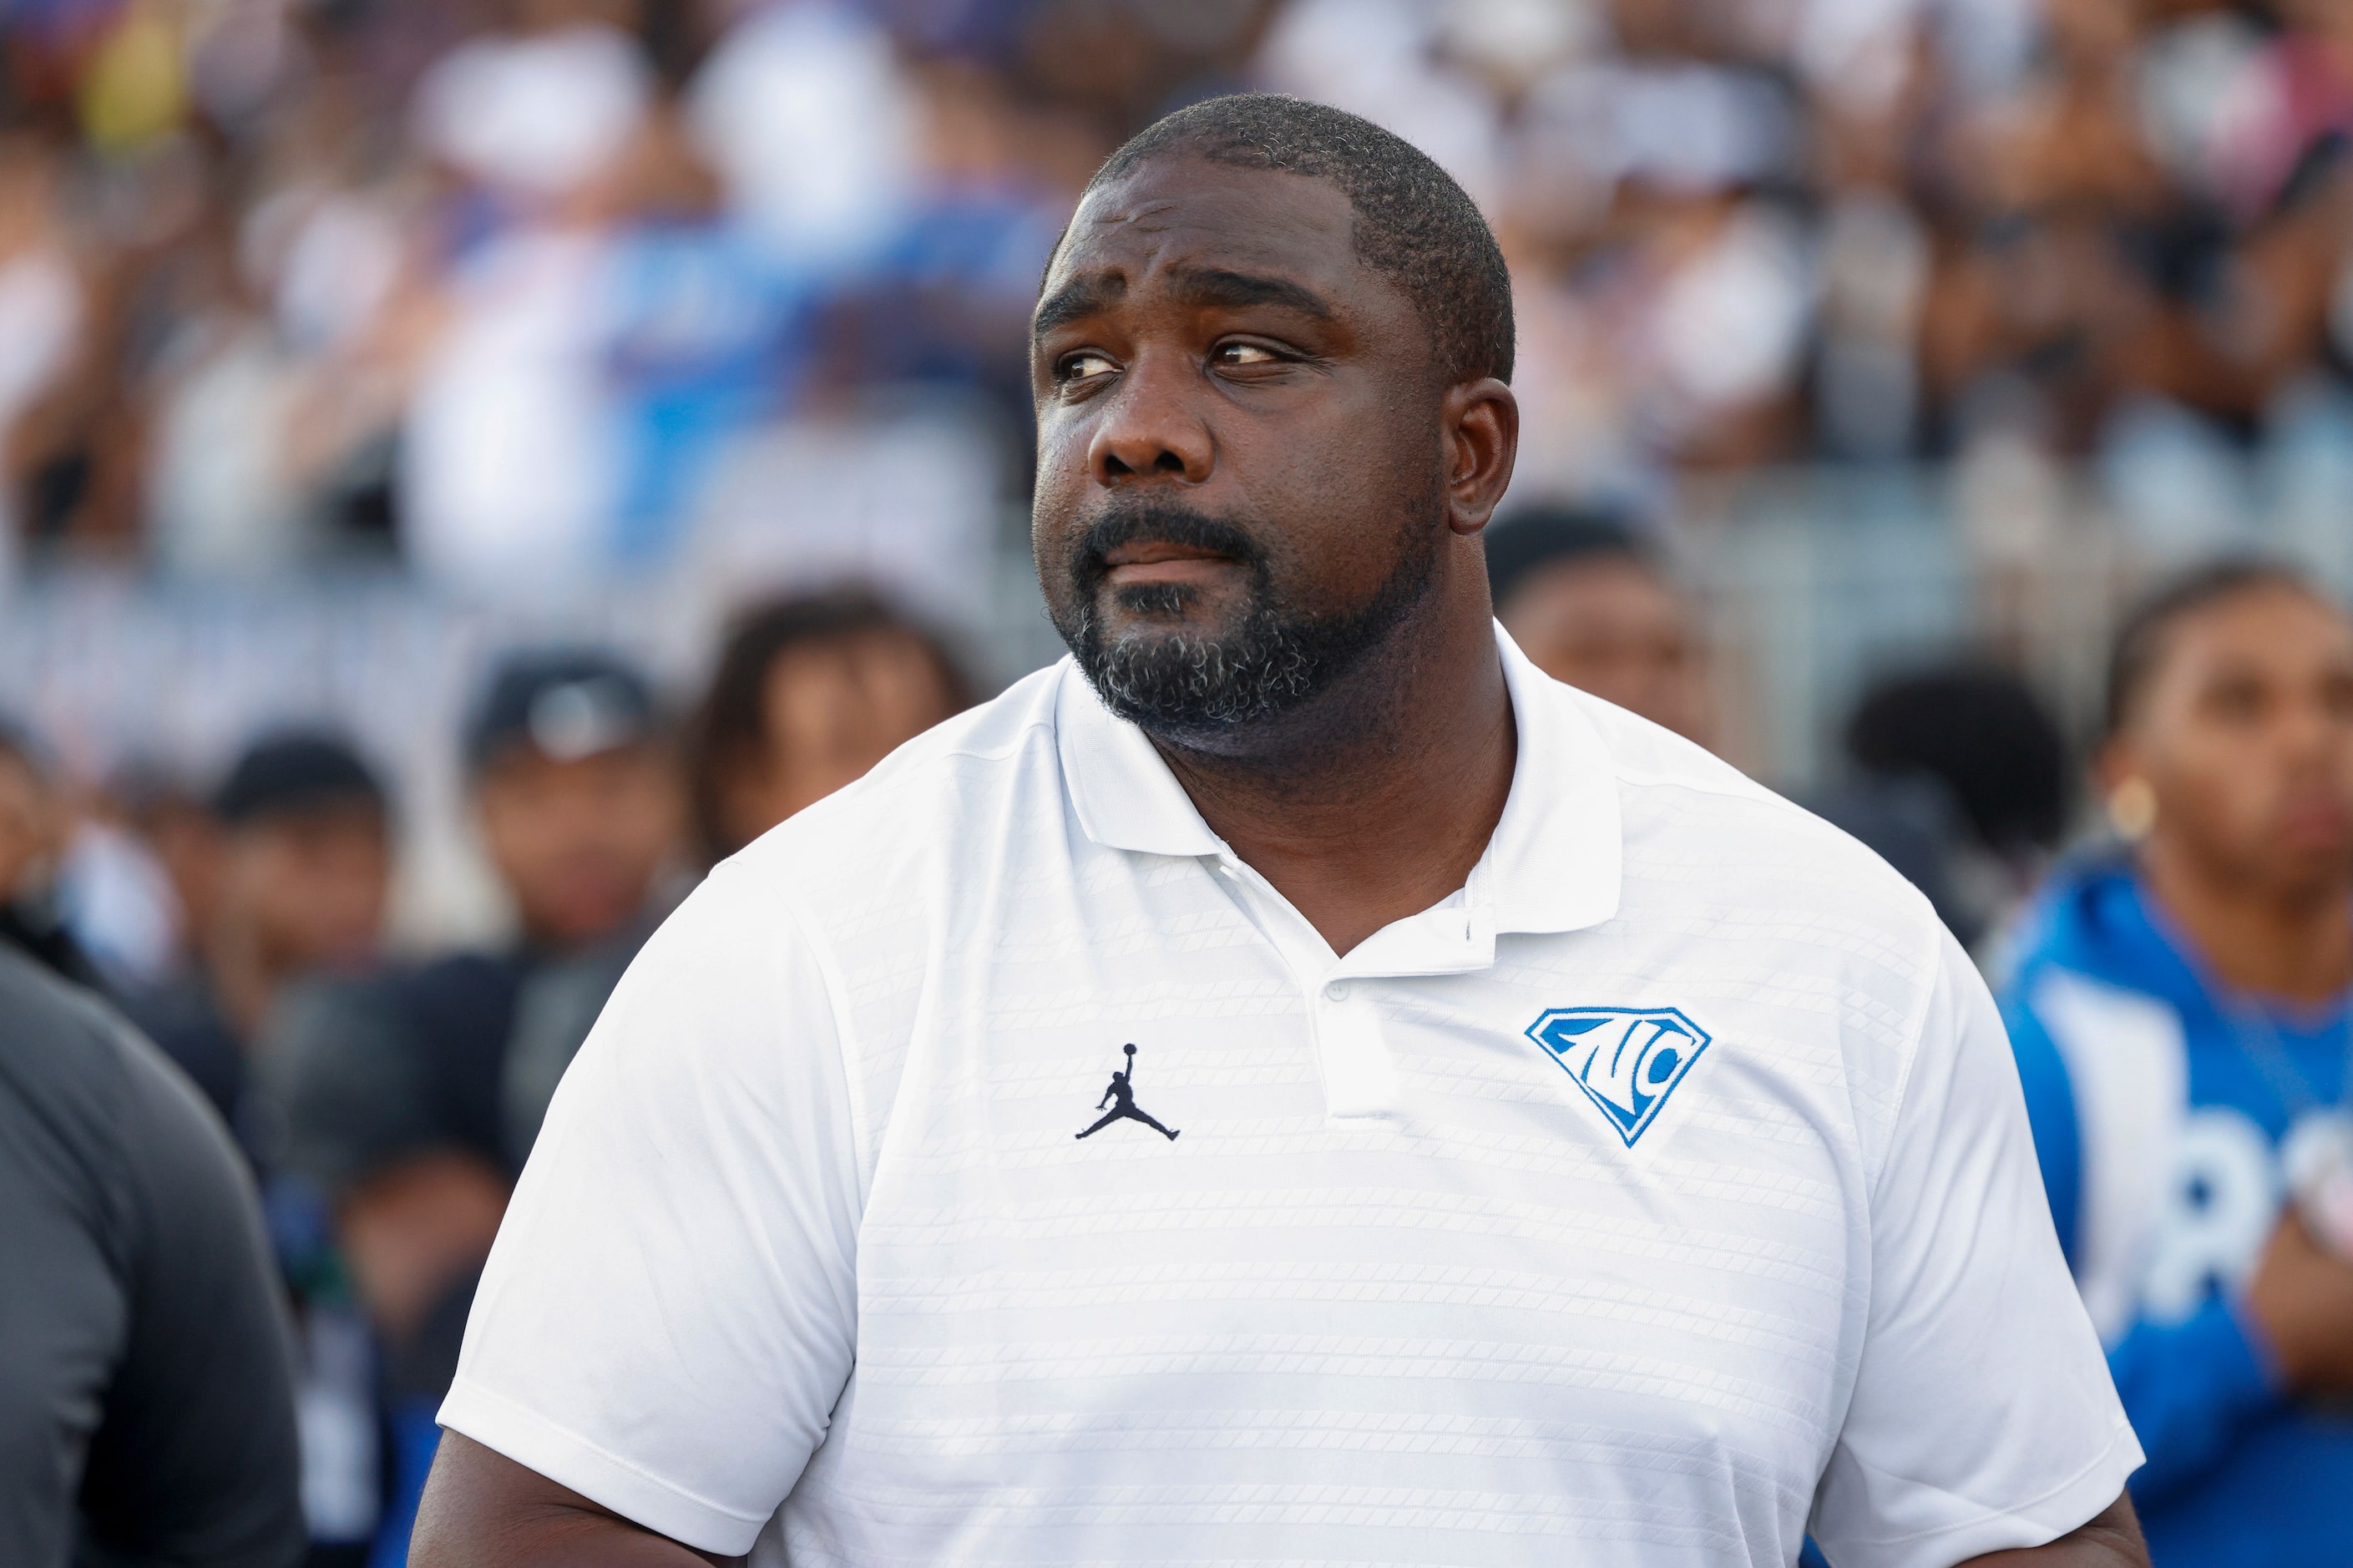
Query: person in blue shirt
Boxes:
[{"xmin": 2002, "ymin": 557, "xmax": 2353, "ymax": 1565}]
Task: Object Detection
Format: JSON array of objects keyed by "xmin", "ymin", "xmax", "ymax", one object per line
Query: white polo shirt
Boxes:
[{"xmin": 442, "ymin": 628, "xmax": 2140, "ymax": 1567}]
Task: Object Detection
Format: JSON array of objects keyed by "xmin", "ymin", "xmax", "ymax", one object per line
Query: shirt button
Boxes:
[{"xmin": 1325, "ymin": 981, "xmax": 1350, "ymax": 1002}]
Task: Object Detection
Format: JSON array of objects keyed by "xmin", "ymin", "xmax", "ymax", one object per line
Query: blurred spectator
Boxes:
[
  {"xmin": 501, "ymin": 589, "xmax": 974, "ymax": 1164},
  {"xmin": 686, "ymin": 587, "xmax": 975, "ymax": 862},
  {"xmin": 123, "ymin": 731, "xmax": 391, "ymax": 1160},
  {"xmin": 8, "ymin": 0, "xmax": 2353, "ymax": 573},
  {"xmin": 108, "ymin": 734, "xmax": 394, "ymax": 1566},
  {"xmin": 1813, "ymin": 664, "xmax": 2073, "ymax": 950},
  {"xmin": 0, "ymin": 129, "xmax": 84, "ymax": 582},
  {"xmin": 108, "ymin": 761, "xmax": 230, "ymax": 976},
  {"xmin": 0, "ymin": 715, "xmax": 103, "ymax": 987},
  {"xmin": 1485, "ymin": 504, "xmax": 1712, "ymax": 744},
  {"xmin": 0, "ymin": 942, "xmax": 304, "ymax": 1568},
  {"xmin": 261, "ymin": 646, "xmax": 682, "ymax": 1564},
  {"xmin": 2001, "ymin": 559, "xmax": 2353, "ymax": 1563}
]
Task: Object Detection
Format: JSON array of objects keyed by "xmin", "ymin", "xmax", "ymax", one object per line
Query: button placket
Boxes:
[{"xmin": 1205, "ymin": 854, "xmax": 1399, "ymax": 1121}]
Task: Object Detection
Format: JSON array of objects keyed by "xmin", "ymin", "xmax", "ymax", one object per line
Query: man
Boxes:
[
  {"xmin": 2001, "ymin": 559, "xmax": 2353, "ymax": 1565},
  {"xmin": 416, "ymin": 96, "xmax": 2144, "ymax": 1566},
  {"xmin": 117, "ymin": 733, "xmax": 392, "ymax": 1561},
  {"xmin": 126, "ymin": 731, "xmax": 392, "ymax": 1157},
  {"xmin": 1485, "ymin": 503, "xmax": 1712, "ymax": 744},
  {"xmin": 263, "ymin": 648, "xmax": 683, "ymax": 1558},
  {"xmin": 0, "ymin": 942, "xmax": 305, "ymax": 1568}
]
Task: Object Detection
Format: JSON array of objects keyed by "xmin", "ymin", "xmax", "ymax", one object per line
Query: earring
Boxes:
[{"xmin": 2108, "ymin": 776, "xmax": 2158, "ymax": 842}]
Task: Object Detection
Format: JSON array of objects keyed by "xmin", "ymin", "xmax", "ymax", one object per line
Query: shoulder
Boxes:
[
  {"xmin": 719, "ymin": 662, "xmax": 1068, "ymax": 915},
  {"xmin": 0, "ymin": 948, "xmax": 143, "ymax": 1130},
  {"xmin": 1566, "ymin": 684, "xmax": 1942, "ymax": 944},
  {"xmin": 0, "ymin": 948, "xmax": 241, "ymax": 1225}
]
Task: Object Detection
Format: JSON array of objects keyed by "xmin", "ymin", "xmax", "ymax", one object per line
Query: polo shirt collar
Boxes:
[
  {"xmin": 1055, "ymin": 623, "xmax": 1624, "ymax": 936},
  {"xmin": 1478, "ymin": 625, "xmax": 1623, "ymax": 935},
  {"xmin": 1055, "ymin": 660, "xmax": 1225, "ymax": 858}
]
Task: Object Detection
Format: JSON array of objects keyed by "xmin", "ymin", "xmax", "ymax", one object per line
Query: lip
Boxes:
[
  {"xmin": 2278, "ymin": 800, "xmax": 2353, "ymax": 847},
  {"xmin": 1101, "ymin": 542, "xmax": 1237, "ymax": 589}
]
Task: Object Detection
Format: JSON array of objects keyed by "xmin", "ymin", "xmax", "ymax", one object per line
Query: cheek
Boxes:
[{"xmin": 2161, "ymin": 748, "xmax": 2275, "ymax": 837}]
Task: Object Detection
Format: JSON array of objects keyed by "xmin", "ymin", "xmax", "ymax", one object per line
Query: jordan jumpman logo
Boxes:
[{"xmin": 1075, "ymin": 1044, "xmax": 1181, "ymax": 1141}]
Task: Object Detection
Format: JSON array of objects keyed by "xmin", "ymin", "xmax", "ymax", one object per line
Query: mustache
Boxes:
[{"xmin": 1069, "ymin": 502, "xmax": 1268, "ymax": 593}]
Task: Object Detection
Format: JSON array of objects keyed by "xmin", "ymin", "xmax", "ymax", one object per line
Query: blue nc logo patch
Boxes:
[{"xmin": 1526, "ymin": 1007, "xmax": 1713, "ymax": 1146}]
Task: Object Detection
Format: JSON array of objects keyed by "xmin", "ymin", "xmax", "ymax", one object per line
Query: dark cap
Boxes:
[
  {"xmin": 465, "ymin": 648, "xmax": 660, "ymax": 774},
  {"xmin": 213, "ymin": 732, "xmax": 388, "ymax": 826},
  {"xmin": 1485, "ymin": 504, "xmax": 1657, "ymax": 609}
]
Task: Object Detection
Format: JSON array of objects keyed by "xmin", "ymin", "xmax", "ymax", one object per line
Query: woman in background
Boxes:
[
  {"xmin": 2001, "ymin": 559, "xmax": 2353, "ymax": 1566},
  {"xmin": 686, "ymin": 587, "xmax": 975, "ymax": 865}
]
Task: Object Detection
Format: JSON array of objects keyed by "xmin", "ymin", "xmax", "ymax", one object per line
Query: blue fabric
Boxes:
[
  {"xmin": 2001, "ymin": 857, "xmax": 2353, "ymax": 1565},
  {"xmin": 368, "ymin": 1398, "xmax": 442, "ymax": 1568},
  {"xmin": 603, "ymin": 223, "xmax": 809, "ymax": 563},
  {"xmin": 2008, "ymin": 998, "xmax": 2083, "ymax": 1267}
]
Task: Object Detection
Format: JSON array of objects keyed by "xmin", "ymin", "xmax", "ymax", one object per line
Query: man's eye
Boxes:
[
  {"xmin": 1214, "ymin": 342, "xmax": 1282, "ymax": 367},
  {"xmin": 1058, "ymin": 352, "xmax": 1117, "ymax": 382}
]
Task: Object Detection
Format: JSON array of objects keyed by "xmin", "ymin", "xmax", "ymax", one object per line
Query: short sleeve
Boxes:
[
  {"xmin": 438, "ymin": 862, "xmax": 864, "ymax": 1555},
  {"xmin": 1810, "ymin": 931, "xmax": 2143, "ymax": 1568}
]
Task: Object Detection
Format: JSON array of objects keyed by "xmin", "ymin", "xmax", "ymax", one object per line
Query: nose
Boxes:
[{"xmin": 1087, "ymin": 352, "xmax": 1214, "ymax": 488}]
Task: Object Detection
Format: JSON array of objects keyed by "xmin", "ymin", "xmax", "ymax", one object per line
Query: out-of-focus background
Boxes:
[{"xmin": 8, "ymin": 0, "xmax": 2353, "ymax": 951}]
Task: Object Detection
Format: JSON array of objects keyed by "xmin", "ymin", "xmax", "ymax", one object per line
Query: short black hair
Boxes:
[
  {"xmin": 1484, "ymin": 504, "xmax": 1658, "ymax": 609},
  {"xmin": 1074, "ymin": 94, "xmax": 1514, "ymax": 387},
  {"xmin": 687, "ymin": 589, "xmax": 974, "ymax": 864},
  {"xmin": 212, "ymin": 731, "xmax": 387, "ymax": 827},
  {"xmin": 2104, "ymin": 557, "xmax": 2333, "ymax": 736},
  {"xmin": 1846, "ymin": 666, "xmax": 2070, "ymax": 852}
]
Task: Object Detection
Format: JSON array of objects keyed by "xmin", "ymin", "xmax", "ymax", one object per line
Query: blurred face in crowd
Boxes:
[
  {"xmin": 0, "ymin": 748, "xmax": 62, "ymax": 903},
  {"xmin": 1498, "ymin": 554, "xmax": 1711, "ymax": 743},
  {"xmin": 716, "ymin": 630, "xmax": 963, "ymax": 850},
  {"xmin": 478, "ymin": 741, "xmax": 681, "ymax": 948},
  {"xmin": 2107, "ymin": 584, "xmax": 2353, "ymax": 906},
  {"xmin": 1030, "ymin": 155, "xmax": 1457, "ymax": 743},
  {"xmin": 220, "ymin": 802, "xmax": 390, "ymax": 973}
]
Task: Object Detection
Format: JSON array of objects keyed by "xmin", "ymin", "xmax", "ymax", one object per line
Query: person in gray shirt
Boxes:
[{"xmin": 0, "ymin": 943, "xmax": 304, "ymax": 1568}]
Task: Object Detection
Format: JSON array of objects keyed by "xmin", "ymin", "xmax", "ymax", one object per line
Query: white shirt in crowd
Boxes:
[{"xmin": 442, "ymin": 627, "xmax": 2140, "ymax": 1567}]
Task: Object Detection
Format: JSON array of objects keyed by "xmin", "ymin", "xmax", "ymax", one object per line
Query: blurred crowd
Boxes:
[{"xmin": 8, "ymin": 0, "xmax": 2353, "ymax": 587}]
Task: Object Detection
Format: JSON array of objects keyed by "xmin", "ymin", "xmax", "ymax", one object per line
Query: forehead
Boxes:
[
  {"xmin": 2168, "ymin": 586, "xmax": 2353, "ymax": 670},
  {"xmin": 1044, "ymin": 154, "xmax": 1365, "ymax": 306},
  {"xmin": 2155, "ymin": 584, "xmax": 2353, "ymax": 687}
]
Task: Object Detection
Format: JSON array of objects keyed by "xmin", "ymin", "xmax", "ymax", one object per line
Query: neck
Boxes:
[
  {"xmin": 205, "ymin": 922, "xmax": 287, "ymax": 1044},
  {"xmin": 1147, "ymin": 584, "xmax": 1514, "ymax": 957},
  {"xmin": 2138, "ymin": 840, "xmax": 2353, "ymax": 1006}
]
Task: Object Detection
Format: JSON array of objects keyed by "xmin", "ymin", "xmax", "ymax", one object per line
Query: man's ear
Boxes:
[{"xmin": 1441, "ymin": 377, "xmax": 1519, "ymax": 538}]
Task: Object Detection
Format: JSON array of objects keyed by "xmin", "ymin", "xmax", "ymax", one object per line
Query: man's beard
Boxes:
[{"xmin": 1050, "ymin": 501, "xmax": 1440, "ymax": 738}]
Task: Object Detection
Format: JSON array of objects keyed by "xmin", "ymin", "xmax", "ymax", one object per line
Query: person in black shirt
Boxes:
[
  {"xmin": 125, "ymin": 731, "xmax": 392, "ymax": 1162},
  {"xmin": 261, "ymin": 647, "xmax": 683, "ymax": 1559},
  {"xmin": 0, "ymin": 943, "xmax": 304, "ymax": 1568}
]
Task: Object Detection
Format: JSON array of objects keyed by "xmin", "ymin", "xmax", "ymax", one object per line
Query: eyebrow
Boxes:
[
  {"xmin": 1033, "ymin": 275, "xmax": 1127, "ymax": 340},
  {"xmin": 1165, "ymin": 266, "xmax": 1335, "ymax": 321},
  {"xmin": 1031, "ymin": 266, "xmax": 1336, "ymax": 343}
]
